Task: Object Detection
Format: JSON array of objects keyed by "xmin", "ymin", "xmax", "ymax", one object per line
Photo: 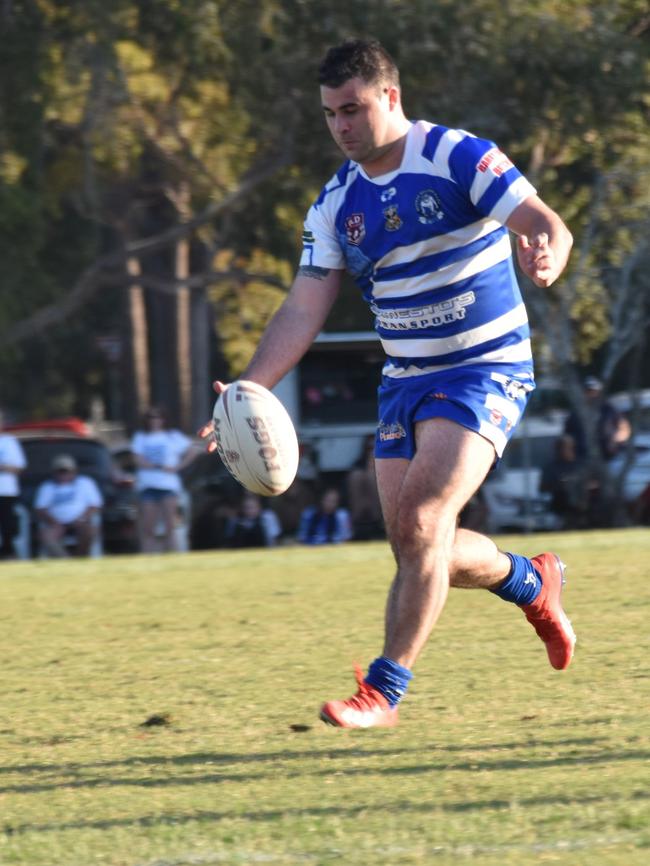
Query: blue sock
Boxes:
[
  {"xmin": 491, "ymin": 553, "xmax": 542, "ymax": 606},
  {"xmin": 365, "ymin": 656, "xmax": 413, "ymax": 707}
]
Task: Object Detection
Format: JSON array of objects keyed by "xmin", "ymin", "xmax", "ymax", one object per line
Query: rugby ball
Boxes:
[{"xmin": 212, "ymin": 380, "xmax": 299, "ymax": 496}]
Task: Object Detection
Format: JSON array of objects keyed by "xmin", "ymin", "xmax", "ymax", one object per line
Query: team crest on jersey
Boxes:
[
  {"xmin": 383, "ymin": 205, "xmax": 402, "ymax": 231},
  {"xmin": 415, "ymin": 189, "xmax": 444, "ymax": 224},
  {"xmin": 345, "ymin": 213, "xmax": 365, "ymax": 245}
]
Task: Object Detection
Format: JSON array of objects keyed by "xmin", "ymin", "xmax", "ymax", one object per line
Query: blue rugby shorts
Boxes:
[{"xmin": 375, "ymin": 364, "xmax": 535, "ymax": 460}]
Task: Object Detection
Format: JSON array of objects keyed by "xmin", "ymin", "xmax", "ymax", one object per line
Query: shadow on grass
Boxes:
[
  {"xmin": 1, "ymin": 740, "xmax": 649, "ymax": 798},
  {"xmin": 3, "ymin": 789, "xmax": 650, "ymax": 837},
  {"xmin": 0, "ymin": 734, "xmax": 611, "ymax": 777}
]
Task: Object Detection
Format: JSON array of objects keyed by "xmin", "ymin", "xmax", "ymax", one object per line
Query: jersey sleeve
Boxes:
[
  {"xmin": 299, "ymin": 189, "xmax": 346, "ymax": 271},
  {"xmin": 448, "ymin": 133, "xmax": 536, "ymax": 225}
]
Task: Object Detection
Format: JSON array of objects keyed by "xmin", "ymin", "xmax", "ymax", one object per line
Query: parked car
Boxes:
[
  {"xmin": 481, "ymin": 418, "xmax": 564, "ymax": 534},
  {"xmin": 607, "ymin": 432, "xmax": 650, "ymax": 503},
  {"xmin": 7, "ymin": 420, "xmax": 139, "ymax": 556}
]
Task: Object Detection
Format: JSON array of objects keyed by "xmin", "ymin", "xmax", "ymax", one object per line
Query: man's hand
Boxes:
[
  {"xmin": 516, "ymin": 232, "xmax": 561, "ymax": 288},
  {"xmin": 197, "ymin": 380, "xmax": 228, "ymax": 453}
]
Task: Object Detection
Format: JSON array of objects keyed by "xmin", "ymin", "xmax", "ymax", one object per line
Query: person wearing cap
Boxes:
[
  {"xmin": 0, "ymin": 409, "xmax": 27, "ymax": 560},
  {"xmin": 565, "ymin": 376, "xmax": 629, "ymax": 461},
  {"xmin": 34, "ymin": 455, "xmax": 104, "ymax": 557}
]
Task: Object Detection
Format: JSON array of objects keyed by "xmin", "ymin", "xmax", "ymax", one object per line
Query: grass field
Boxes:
[{"xmin": 0, "ymin": 529, "xmax": 649, "ymax": 866}]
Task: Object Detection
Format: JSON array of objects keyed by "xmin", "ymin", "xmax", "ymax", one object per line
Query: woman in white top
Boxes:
[
  {"xmin": 0, "ymin": 410, "xmax": 27, "ymax": 559},
  {"xmin": 131, "ymin": 407, "xmax": 197, "ymax": 553}
]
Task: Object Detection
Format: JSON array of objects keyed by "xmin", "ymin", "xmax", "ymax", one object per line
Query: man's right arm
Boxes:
[{"xmin": 238, "ymin": 266, "xmax": 342, "ymax": 390}]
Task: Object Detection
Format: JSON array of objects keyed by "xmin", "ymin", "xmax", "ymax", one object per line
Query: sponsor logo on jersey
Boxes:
[
  {"xmin": 415, "ymin": 189, "xmax": 444, "ymax": 223},
  {"xmin": 383, "ymin": 204, "xmax": 402, "ymax": 231},
  {"xmin": 489, "ymin": 409, "xmax": 503, "ymax": 427},
  {"xmin": 371, "ymin": 291, "xmax": 475, "ymax": 331},
  {"xmin": 344, "ymin": 213, "xmax": 366, "ymax": 245},
  {"xmin": 476, "ymin": 148, "xmax": 514, "ymax": 177},
  {"xmin": 380, "ymin": 186, "xmax": 397, "ymax": 202},
  {"xmin": 378, "ymin": 420, "xmax": 407, "ymax": 441}
]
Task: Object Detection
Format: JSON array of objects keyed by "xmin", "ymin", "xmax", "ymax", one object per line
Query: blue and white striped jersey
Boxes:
[{"xmin": 300, "ymin": 120, "xmax": 536, "ymax": 379}]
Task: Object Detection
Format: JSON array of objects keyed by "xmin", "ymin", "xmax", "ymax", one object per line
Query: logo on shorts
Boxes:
[
  {"xmin": 378, "ymin": 420, "xmax": 407, "ymax": 441},
  {"xmin": 503, "ymin": 378, "xmax": 531, "ymax": 401},
  {"xmin": 415, "ymin": 189, "xmax": 444, "ymax": 223},
  {"xmin": 345, "ymin": 213, "xmax": 365, "ymax": 245}
]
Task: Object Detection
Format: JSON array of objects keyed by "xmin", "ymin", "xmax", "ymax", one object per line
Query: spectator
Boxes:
[
  {"xmin": 224, "ymin": 493, "xmax": 282, "ymax": 548},
  {"xmin": 565, "ymin": 377, "xmax": 630, "ymax": 461},
  {"xmin": 346, "ymin": 435, "xmax": 384, "ymax": 540},
  {"xmin": 131, "ymin": 407, "xmax": 198, "ymax": 552},
  {"xmin": 35, "ymin": 454, "xmax": 103, "ymax": 557},
  {"xmin": 541, "ymin": 434, "xmax": 592, "ymax": 529},
  {"xmin": 0, "ymin": 410, "xmax": 27, "ymax": 560},
  {"xmin": 273, "ymin": 441, "xmax": 320, "ymax": 538},
  {"xmin": 298, "ymin": 487, "xmax": 353, "ymax": 545}
]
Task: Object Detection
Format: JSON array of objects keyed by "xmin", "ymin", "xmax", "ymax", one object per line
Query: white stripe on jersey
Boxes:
[
  {"xmin": 490, "ymin": 176, "xmax": 535, "ymax": 224},
  {"xmin": 380, "ymin": 303, "xmax": 529, "ymax": 358},
  {"xmin": 382, "ymin": 338, "xmax": 533, "ymax": 378},
  {"xmin": 428, "ymin": 127, "xmax": 469, "ymax": 179},
  {"xmin": 376, "ymin": 218, "xmax": 503, "ymax": 271},
  {"xmin": 372, "ymin": 232, "xmax": 513, "ymax": 300}
]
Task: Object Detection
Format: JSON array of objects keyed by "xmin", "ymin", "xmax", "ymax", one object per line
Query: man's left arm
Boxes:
[{"xmin": 506, "ymin": 194, "xmax": 573, "ymax": 288}]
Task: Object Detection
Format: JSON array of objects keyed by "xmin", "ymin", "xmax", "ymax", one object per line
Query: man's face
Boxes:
[{"xmin": 320, "ymin": 76, "xmax": 395, "ymax": 165}]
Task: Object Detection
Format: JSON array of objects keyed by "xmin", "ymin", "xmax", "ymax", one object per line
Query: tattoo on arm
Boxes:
[{"xmin": 297, "ymin": 265, "xmax": 331, "ymax": 281}]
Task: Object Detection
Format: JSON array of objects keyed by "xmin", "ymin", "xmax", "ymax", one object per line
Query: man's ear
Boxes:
[{"xmin": 387, "ymin": 85, "xmax": 400, "ymax": 110}]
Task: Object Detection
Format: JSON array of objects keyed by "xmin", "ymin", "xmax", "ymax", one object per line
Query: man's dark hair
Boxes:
[{"xmin": 318, "ymin": 39, "xmax": 399, "ymax": 90}]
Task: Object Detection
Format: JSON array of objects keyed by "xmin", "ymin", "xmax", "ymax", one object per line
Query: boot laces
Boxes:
[{"xmin": 345, "ymin": 665, "xmax": 385, "ymax": 712}]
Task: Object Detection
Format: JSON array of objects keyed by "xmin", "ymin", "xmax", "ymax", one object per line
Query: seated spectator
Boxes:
[
  {"xmin": 273, "ymin": 441, "xmax": 321, "ymax": 539},
  {"xmin": 540, "ymin": 434, "xmax": 597, "ymax": 529},
  {"xmin": 297, "ymin": 487, "xmax": 352, "ymax": 545},
  {"xmin": 223, "ymin": 493, "xmax": 282, "ymax": 548},
  {"xmin": 346, "ymin": 435, "xmax": 385, "ymax": 540},
  {"xmin": 35, "ymin": 454, "xmax": 103, "ymax": 557}
]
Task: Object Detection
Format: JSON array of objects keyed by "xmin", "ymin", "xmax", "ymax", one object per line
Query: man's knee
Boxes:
[{"xmin": 392, "ymin": 499, "xmax": 457, "ymax": 558}]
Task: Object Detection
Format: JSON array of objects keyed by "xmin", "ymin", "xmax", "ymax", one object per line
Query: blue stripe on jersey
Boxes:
[
  {"xmin": 314, "ymin": 161, "xmax": 356, "ymax": 208},
  {"xmin": 447, "ymin": 134, "xmax": 494, "ymax": 191},
  {"xmin": 374, "ymin": 225, "xmax": 506, "ymax": 283},
  {"xmin": 421, "ymin": 124, "xmax": 450, "ymax": 162},
  {"xmin": 475, "ymin": 166, "xmax": 524, "ymax": 215}
]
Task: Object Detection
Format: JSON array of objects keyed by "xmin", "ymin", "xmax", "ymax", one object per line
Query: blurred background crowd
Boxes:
[{"xmin": 2, "ymin": 376, "xmax": 649, "ymax": 560}]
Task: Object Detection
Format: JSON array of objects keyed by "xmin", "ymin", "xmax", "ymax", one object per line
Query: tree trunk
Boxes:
[{"xmin": 126, "ymin": 255, "xmax": 151, "ymax": 424}]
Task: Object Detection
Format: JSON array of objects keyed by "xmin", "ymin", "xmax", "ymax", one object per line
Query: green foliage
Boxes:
[{"xmin": 0, "ymin": 0, "xmax": 648, "ymax": 418}]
